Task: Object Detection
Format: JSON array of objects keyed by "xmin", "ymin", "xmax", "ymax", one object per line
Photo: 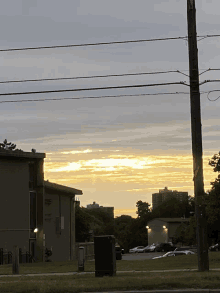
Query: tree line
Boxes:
[{"xmin": 75, "ymin": 151, "xmax": 220, "ymax": 252}]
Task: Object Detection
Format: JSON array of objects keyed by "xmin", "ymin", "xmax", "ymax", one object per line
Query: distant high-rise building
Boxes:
[
  {"xmin": 86, "ymin": 201, "xmax": 114, "ymax": 218},
  {"xmin": 86, "ymin": 201, "xmax": 100, "ymax": 209},
  {"xmin": 152, "ymin": 187, "xmax": 188, "ymax": 209}
]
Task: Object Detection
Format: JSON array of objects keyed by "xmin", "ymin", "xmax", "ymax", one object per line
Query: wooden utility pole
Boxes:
[{"xmin": 187, "ymin": 0, "xmax": 209, "ymax": 271}]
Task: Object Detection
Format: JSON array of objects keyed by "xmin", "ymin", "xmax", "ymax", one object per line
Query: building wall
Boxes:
[
  {"xmin": 147, "ymin": 219, "xmax": 168, "ymax": 245},
  {"xmin": 0, "ymin": 159, "xmax": 30, "ymax": 250},
  {"xmin": 148, "ymin": 219, "xmax": 189, "ymax": 244},
  {"xmin": 44, "ymin": 192, "xmax": 72, "ymax": 262}
]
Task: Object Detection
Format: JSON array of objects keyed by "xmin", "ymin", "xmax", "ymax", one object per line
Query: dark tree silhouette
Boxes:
[
  {"xmin": 0, "ymin": 139, "xmax": 23, "ymax": 152},
  {"xmin": 0, "ymin": 139, "xmax": 16, "ymax": 151},
  {"xmin": 136, "ymin": 200, "xmax": 151, "ymax": 218}
]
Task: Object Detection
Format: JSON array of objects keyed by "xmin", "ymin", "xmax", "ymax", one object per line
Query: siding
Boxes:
[
  {"xmin": 44, "ymin": 192, "xmax": 71, "ymax": 261},
  {"xmin": 0, "ymin": 160, "xmax": 29, "ymax": 250}
]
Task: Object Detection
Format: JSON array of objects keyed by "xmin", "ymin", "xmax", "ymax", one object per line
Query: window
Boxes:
[{"xmin": 61, "ymin": 216, "xmax": 64, "ymax": 230}]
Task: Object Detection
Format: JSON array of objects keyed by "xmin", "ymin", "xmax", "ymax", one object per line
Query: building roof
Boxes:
[
  {"xmin": 148, "ymin": 217, "xmax": 190, "ymax": 224},
  {"xmin": 0, "ymin": 149, "xmax": 45, "ymax": 159},
  {"xmin": 44, "ymin": 181, "xmax": 83, "ymax": 196}
]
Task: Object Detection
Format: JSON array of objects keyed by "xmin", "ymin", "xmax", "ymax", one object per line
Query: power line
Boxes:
[
  {"xmin": 3, "ymin": 66, "xmax": 220, "ymax": 85},
  {"xmin": 0, "ymin": 88, "xmax": 212, "ymax": 104},
  {"xmin": 0, "ymin": 34, "xmax": 219, "ymax": 53},
  {"xmin": 0, "ymin": 70, "xmax": 189, "ymax": 84},
  {"xmin": 3, "ymin": 67, "xmax": 220, "ymax": 85},
  {"xmin": 0, "ymin": 91, "xmax": 191, "ymax": 104},
  {"xmin": 207, "ymin": 90, "xmax": 220, "ymax": 102},
  {"xmin": 197, "ymin": 34, "xmax": 220, "ymax": 42},
  {"xmin": 199, "ymin": 68, "xmax": 220, "ymax": 76},
  {"xmin": 0, "ymin": 36, "xmax": 188, "ymax": 52},
  {"xmin": 0, "ymin": 81, "xmax": 188, "ymax": 97},
  {"xmin": 200, "ymin": 79, "xmax": 220, "ymax": 86}
]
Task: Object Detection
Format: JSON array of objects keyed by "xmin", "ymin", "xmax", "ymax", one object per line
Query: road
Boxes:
[{"xmin": 122, "ymin": 252, "xmax": 164, "ymax": 260}]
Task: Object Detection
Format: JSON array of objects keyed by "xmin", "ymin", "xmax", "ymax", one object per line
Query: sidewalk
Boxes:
[
  {"xmin": 1, "ymin": 268, "xmax": 220, "ymax": 278},
  {"xmin": 81, "ymin": 291, "xmax": 220, "ymax": 293}
]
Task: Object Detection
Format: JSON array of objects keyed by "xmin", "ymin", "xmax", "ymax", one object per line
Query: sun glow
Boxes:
[{"xmin": 44, "ymin": 148, "xmax": 217, "ymax": 217}]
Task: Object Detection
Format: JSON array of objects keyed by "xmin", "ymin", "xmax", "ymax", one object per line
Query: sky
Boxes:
[{"xmin": 1, "ymin": 0, "xmax": 220, "ymax": 218}]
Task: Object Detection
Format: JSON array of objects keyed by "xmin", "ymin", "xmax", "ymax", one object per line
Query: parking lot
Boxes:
[{"xmin": 122, "ymin": 252, "xmax": 164, "ymax": 260}]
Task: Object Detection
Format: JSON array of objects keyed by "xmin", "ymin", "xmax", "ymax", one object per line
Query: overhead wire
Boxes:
[
  {"xmin": 0, "ymin": 34, "xmax": 219, "ymax": 52},
  {"xmin": 0, "ymin": 91, "xmax": 191, "ymax": 104},
  {"xmin": 207, "ymin": 90, "xmax": 220, "ymax": 102},
  {"xmin": 0, "ymin": 86, "xmax": 216, "ymax": 104},
  {"xmin": 0, "ymin": 90, "xmax": 213, "ymax": 104},
  {"xmin": 200, "ymin": 79, "xmax": 220, "ymax": 86},
  {"xmin": 0, "ymin": 70, "xmax": 189, "ymax": 84},
  {"xmin": 0, "ymin": 36, "xmax": 188, "ymax": 52},
  {"xmin": 2, "ymin": 66, "xmax": 220, "ymax": 85},
  {"xmin": 0, "ymin": 81, "xmax": 189, "ymax": 98}
]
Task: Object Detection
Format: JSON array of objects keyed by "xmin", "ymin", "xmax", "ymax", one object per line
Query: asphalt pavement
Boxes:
[{"xmin": 122, "ymin": 252, "xmax": 164, "ymax": 260}]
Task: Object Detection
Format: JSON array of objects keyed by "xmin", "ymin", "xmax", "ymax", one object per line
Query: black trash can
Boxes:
[
  {"xmin": 115, "ymin": 246, "xmax": 122, "ymax": 260},
  {"xmin": 94, "ymin": 235, "xmax": 116, "ymax": 277}
]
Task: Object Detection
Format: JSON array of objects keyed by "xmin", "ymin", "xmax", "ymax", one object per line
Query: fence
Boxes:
[
  {"xmin": 0, "ymin": 248, "xmax": 33, "ymax": 265},
  {"xmin": 75, "ymin": 242, "xmax": 94, "ymax": 261}
]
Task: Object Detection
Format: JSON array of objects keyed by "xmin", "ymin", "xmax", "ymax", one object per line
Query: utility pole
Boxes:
[{"xmin": 187, "ymin": 0, "xmax": 209, "ymax": 271}]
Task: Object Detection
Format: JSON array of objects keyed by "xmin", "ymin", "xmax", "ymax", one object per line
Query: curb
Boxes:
[{"xmin": 1, "ymin": 268, "xmax": 220, "ymax": 277}]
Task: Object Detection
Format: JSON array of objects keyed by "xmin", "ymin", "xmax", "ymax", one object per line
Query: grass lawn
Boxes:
[
  {"xmin": 1, "ymin": 271, "xmax": 220, "ymax": 292},
  {"xmin": 0, "ymin": 251, "xmax": 220, "ymax": 275},
  {"xmin": 0, "ymin": 252, "xmax": 220, "ymax": 292}
]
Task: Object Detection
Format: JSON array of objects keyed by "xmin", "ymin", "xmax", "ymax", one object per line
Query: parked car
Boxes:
[
  {"xmin": 145, "ymin": 243, "xmax": 157, "ymax": 252},
  {"xmin": 155, "ymin": 243, "xmax": 176, "ymax": 252},
  {"xmin": 129, "ymin": 246, "xmax": 145, "ymax": 253},
  {"xmin": 133, "ymin": 245, "xmax": 154, "ymax": 253},
  {"xmin": 174, "ymin": 246, "xmax": 197, "ymax": 253},
  {"xmin": 209, "ymin": 243, "xmax": 220, "ymax": 251},
  {"xmin": 131, "ymin": 246, "xmax": 146, "ymax": 253},
  {"xmin": 152, "ymin": 250, "xmax": 195, "ymax": 259}
]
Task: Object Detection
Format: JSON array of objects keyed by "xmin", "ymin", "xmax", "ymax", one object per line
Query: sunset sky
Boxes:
[{"xmin": 1, "ymin": 0, "xmax": 220, "ymax": 218}]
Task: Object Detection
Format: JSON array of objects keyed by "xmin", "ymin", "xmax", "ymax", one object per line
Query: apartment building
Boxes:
[
  {"xmin": 0, "ymin": 149, "xmax": 82, "ymax": 262},
  {"xmin": 152, "ymin": 187, "xmax": 188, "ymax": 209}
]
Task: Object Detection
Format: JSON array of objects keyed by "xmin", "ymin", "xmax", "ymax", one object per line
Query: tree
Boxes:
[
  {"xmin": 173, "ymin": 222, "xmax": 188, "ymax": 245},
  {"xmin": 209, "ymin": 151, "xmax": 220, "ymax": 173},
  {"xmin": 75, "ymin": 205, "xmax": 91, "ymax": 242},
  {"xmin": 173, "ymin": 216, "xmax": 196, "ymax": 246},
  {"xmin": 85, "ymin": 208, "xmax": 115, "ymax": 236},
  {"xmin": 0, "ymin": 139, "xmax": 23, "ymax": 152},
  {"xmin": 152, "ymin": 197, "xmax": 191, "ymax": 219},
  {"xmin": 0, "ymin": 139, "xmax": 16, "ymax": 151},
  {"xmin": 203, "ymin": 151, "xmax": 220, "ymax": 244},
  {"xmin": 114, "ymin": 215, "xmax": 137, "ymax": 253},
  {"xmin": 136, "ymin": 200, "xmax": 151, "ymax": 218}
]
